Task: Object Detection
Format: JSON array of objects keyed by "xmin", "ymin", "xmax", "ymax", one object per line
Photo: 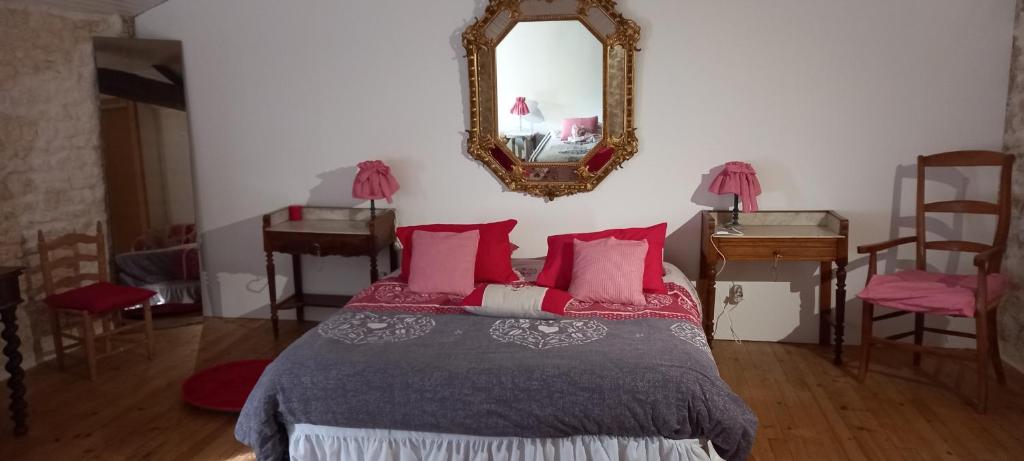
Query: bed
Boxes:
[
  {"xmin": 527, "ymin": 131, "xmax": 602, "ymax": 163},
  {"xmin": 236, "ymin": 259, "xmax": 757, "ymax": 461}
]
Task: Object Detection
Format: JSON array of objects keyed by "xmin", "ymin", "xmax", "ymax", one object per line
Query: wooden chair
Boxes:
[
  {"xmin": 857, "ymin": 150, "xmax": 1014, "ymax": 413},
  {"xmin": 38, "ymin": 222, "xmax": 157, "ymax": 381}
]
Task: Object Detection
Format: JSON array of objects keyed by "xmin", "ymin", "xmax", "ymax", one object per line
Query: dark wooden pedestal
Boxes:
[{"xmin": 0, "ymin": 266, "xmax": 27, "ymax": 436}]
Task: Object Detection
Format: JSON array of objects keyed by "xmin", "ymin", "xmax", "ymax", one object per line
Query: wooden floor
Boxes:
[{"xmin": 1, "ymin": 318, "xmax": 1022, "ymax": 460}]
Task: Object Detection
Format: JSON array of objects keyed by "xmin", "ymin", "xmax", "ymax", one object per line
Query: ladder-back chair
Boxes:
[
  {"xmin": 38, "ymin": 221, "xmax": 156, "ymax": 381},
  {"xmin": 857, "ymin": 150, "xmax": 1014, "ymax": 412}
]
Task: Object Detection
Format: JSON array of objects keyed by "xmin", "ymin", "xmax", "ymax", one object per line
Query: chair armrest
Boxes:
[
  {"xmin": 857, "ymin": 236, "xmax": 916, "ymax": 254},
  {"xmin": 973, "ymin": 245, "xmax": 1006, "ymax": 273}
]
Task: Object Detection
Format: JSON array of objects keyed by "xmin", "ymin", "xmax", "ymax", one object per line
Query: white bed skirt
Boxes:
[{"xmin": 288, "ymin": 424, "xmax": 723, "ymax": 461}]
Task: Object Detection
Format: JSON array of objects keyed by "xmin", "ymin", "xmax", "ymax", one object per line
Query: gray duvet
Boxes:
[{"xmin": 236, "ymin": 310, "xmax": 757, "ymax": 460}]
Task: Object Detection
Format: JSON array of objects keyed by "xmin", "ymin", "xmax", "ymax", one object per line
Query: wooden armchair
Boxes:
[
  {"xmin": 857, "ymin": 150, "xmax": 1014, "ymax": 412},
  {"xmin": 38, "ymin": 222, "xmax": 157, "ymax": 381}
]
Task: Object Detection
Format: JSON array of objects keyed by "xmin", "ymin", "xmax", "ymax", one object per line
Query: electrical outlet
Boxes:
[{"xmin": 724, "ymin": 284, "xmax": 744, "ymax": 305}]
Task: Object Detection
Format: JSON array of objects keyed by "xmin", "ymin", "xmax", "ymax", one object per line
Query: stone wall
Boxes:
[
  {"xmin": 0, "ymin": 3, "xmax": 124, "ymax": 369},
  {"xmin": 1002, "ymin": 0, "xmax": 1024, "ymax": 372}
]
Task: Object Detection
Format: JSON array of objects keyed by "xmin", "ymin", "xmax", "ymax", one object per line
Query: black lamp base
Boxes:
[{"xmin": 727, "ymin": 194, "xmax": 742, "ymax": 229}]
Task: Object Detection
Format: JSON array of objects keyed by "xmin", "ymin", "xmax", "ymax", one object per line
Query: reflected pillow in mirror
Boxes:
[
  {"xmin": 536, "ymin": 223, "xmax": 668, "ymax": 294},
  {"xmin": 407, "ymin": 230, "xmax": 479, "ymax": 296},
  {"xmin": 568, "ymin": 237, "xmax": 648, "ymax": 305},
  {"xmin": 560, "ymin": 116, "xmax": 598, "ymax": 140},
  {"xmin": 398, "ymin": 220, "xmax": 518, "ymax": 283}
]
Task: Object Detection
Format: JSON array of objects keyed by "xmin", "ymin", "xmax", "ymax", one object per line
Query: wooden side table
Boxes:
[
  {"xmin": 504, "ymin": 130, "xmax": 534, "ymax": 159},
  {"xmin": 0, "ymin": 266, "xmax": 27, "ymax": 436},
  {"xmin": 262, "ymin": 207, "xmax": 397, "ymax": 338},
  {"xmin": 699, "ymin": 210, "xmax": 849, "ymax": 364}
]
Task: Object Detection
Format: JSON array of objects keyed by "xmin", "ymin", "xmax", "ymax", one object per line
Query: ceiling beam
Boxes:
[{"xmin": 96, "ymin": 67, "xmax": 186, "ymax": 111}]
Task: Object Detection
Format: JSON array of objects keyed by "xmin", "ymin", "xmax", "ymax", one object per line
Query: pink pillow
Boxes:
[
  {"xmin": 560, "ymin": 116, "xmax": 599, "ymax": 140},
  {"xmin": 407, "ymin": 230, "xmax": 479, "ymax": 295},
  {"xmin": 568, "ymin": 237, "xmax": 648, "ymax": 305}
]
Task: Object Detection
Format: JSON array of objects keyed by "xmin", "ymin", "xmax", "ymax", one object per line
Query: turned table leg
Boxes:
[
  {"xmin": 292, "ymin": 254, "xmax": 304, "ymax": 323},
  {"xmin": 700, "ymin": 249, "xmax": 718, "ymax": 343},
  {"xmin": 819, "ymin": 261, "xmax": 833, "ymax": 346},
  {"xmin": 1, "ymin": 306, "xmax": 27, "ymax": 436},
  {"xmin": 834, "ymin": 259, "xmax": 848, "ymax": 365},
  {"xmin": 266, "ymin": 252, "xmax": 279, "ymax": 339},
  {"xmin": 388, "ymin": 244, "xmax": 399, "ymax": 274},
  {"xmin": 370, "ymin": 252, "xmax": 380, "ymax": 284}
]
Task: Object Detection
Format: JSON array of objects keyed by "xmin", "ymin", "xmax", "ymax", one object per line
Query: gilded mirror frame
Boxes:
[{"xmin": 463, "ymin": 0, "xmax": 640, "ymax": 199}]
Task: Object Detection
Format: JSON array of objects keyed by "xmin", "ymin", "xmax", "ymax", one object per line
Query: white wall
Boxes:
[
  {"xmin": 136, "ymin": 0, "xmax": 1015, "ymax": 346},
  {"xmin": 496, "ymin": 20, "xmax": 603, "ymax": 135}
]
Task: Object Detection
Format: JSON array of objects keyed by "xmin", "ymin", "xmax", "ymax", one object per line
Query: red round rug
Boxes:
[{"xmin": 182, "ymin": 359, "xmax": 272, "ymax": 412}]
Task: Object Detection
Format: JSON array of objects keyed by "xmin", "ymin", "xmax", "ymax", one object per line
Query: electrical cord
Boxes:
[{"xmin": 708, "ymin": 234, "xmax": 743, "ymax": 343}]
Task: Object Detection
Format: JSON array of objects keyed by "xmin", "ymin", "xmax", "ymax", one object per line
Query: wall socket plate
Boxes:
[{"xmin": 725, "ymin": 284, "xmax": 743, "ymax": 305}]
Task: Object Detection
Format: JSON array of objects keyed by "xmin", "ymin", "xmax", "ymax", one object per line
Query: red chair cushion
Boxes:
[
  {"xmin": 45, "ymin": 282, "xmax": 156, "ymax": 314},
  {"xmin": 857, "ymin": 270, "xmax": 1008, "ymax": 317}
]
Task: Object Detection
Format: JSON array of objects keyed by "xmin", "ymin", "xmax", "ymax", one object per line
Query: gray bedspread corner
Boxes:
[
  {"xmin": 236, "ymin": 367, "xmax": 289, "ymax": 461},
  {"xmin": 236, "ymin": 311, "xmax": 758, "ymax": 461}
]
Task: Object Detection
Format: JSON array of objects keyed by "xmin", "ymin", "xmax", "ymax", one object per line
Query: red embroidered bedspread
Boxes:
[{"xmin": 345, "ymin": 277, "xmax": 703, "ymax": 329}]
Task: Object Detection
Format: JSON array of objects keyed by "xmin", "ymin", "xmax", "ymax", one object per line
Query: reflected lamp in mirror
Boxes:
[
  {"xmin": 510, "ymin": 97, "xmax": 530, "ymax": 131},
  {"xmin": 352, "ymin": 160, "xmax": 400, "ymax": 218},
  {"xmin": 708, "ymin": 162, "xmax": 762, "ymax": 230}
]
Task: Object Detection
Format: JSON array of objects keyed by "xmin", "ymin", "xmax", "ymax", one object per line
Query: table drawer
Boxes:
[
  {"xmin": 264, "ymin": 232, "xmax": 371, "ymax": 257},
  {"xmin": 715, "ymin": 238, "xmax": 838, "ymax": 262}
]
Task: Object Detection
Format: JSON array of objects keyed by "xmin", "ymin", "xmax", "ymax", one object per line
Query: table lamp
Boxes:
[
  {"xmin": 352, "ymin": 160, "xmax": 400, "ymax": 218},
  {"xmin": 708, "ymin": 161, "xmax": 761, "ymax": 230},
  {"xmin": 510, "ymin": 96, "xmax": 530, "ymax": 131}
]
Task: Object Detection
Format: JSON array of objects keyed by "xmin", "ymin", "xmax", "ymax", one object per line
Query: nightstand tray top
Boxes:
[
  {"xmin": 707, "ymin": 210, "xmax": 847, "ymax": 239},
  {"xmin": 264, "ymin": 207, "xmax": 394, "ymax": 236},
  {"xmin": 715, "ymin": 225, "xmax": 841, "ymax": 239}
]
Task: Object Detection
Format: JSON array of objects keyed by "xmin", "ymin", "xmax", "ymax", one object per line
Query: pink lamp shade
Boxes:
[
  {"xmin": 352, "ymin": 160, "xmax": 400, "ymax": 203},
  {"xmin": 510, "ymin": 97, "xmax": 530, "ymax": 116},
  {"xmin": 708, "ymin": 161, "xmax": 761, "ymax": 212}
]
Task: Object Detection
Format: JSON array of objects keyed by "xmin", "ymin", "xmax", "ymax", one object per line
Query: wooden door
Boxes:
[{"xmin": 100, "ymin": 98, "xmax": 150, "ymax": 255}]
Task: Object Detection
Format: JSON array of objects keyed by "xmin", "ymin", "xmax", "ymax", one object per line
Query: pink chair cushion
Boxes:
[
  {"xmin": 568, "ymin": 237, "xmax": 648, "ymax": 306},
  {"xmin": 44, "ymin": 282, "xmax": 156, "ymax": 314},
  {"xmin": 407, "ymin": 230, "xmax": 480, "ymax": 296},
  {"xmin": 857, "ymin": 270, "xmax": 1008, "ymax": 317}
]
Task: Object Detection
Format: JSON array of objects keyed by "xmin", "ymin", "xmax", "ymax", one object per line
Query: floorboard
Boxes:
[{"xmin": 0, "ymin": 317, "xmax": 1021, "ymax": 460}]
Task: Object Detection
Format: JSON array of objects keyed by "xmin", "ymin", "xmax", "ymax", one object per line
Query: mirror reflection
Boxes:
[
  {"xmin": 93, "ymin": 38, "xmax": 201, "ymax": 315},
  {"xmin": 496, "ymin": 20, "xmax": 603, "ymax": 163}
]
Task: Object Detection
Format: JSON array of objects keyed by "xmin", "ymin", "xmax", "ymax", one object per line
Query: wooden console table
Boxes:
[
  {"xmin": 699, "ymin": 210, "xmax": 849, "ymax": 364},
  {"xmin": 1, "ymin": 266, "xmax": 27, "ymax": 436},
  {"xmin": 262, "ymin": 207, "xmax": 397, "ymax": 338}
]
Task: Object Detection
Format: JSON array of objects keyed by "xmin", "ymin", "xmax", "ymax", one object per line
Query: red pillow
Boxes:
[
  {"xmin": 535, "ymin": 223, "xmax": 668, "ymax": 294},
  {"xmin": 397, "ymin": 220, "xmax": 518, "ymax": 283}
]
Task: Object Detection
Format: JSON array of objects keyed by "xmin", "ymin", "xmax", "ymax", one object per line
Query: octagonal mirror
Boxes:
[{"xmin": 463, "ymin": 0, "xmax": 641, "ymax": 199}]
